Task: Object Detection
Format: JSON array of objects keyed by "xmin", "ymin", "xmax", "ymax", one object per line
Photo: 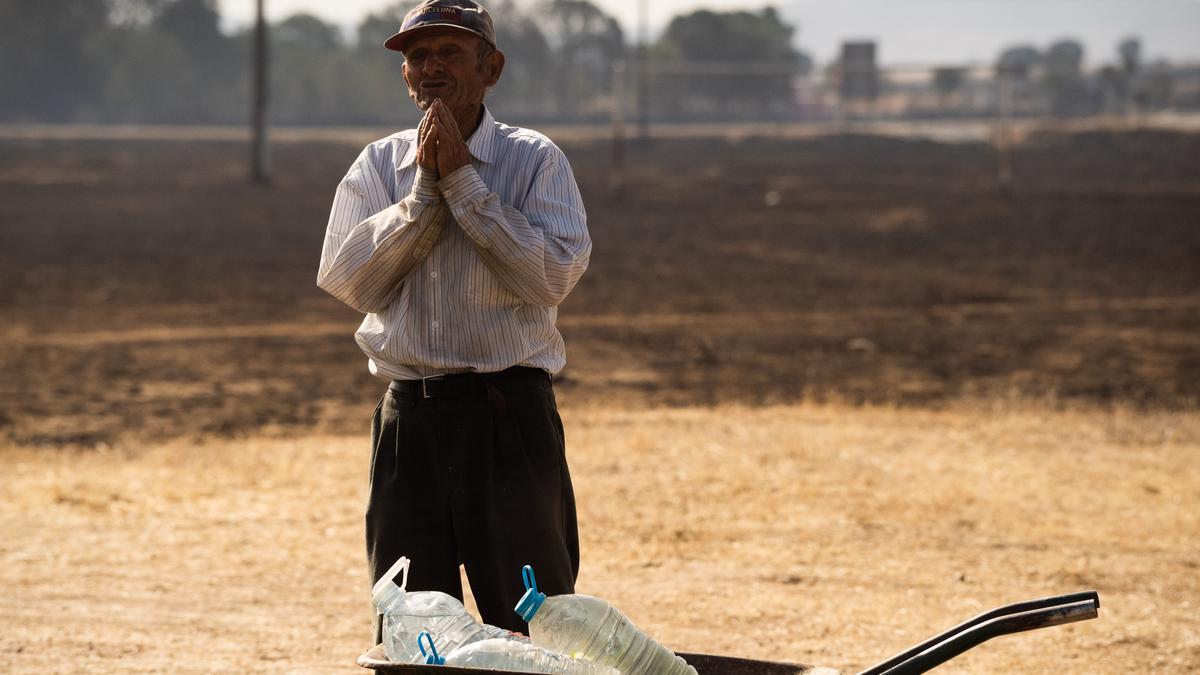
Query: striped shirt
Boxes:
[{"xmin": 317, "ymin": 107, "xmax": 590, "ymax": 380}]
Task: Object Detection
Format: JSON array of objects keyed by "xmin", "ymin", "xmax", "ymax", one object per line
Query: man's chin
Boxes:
[{"xmin": 408, "ymin": 89, "xmax": 432, "ymax": 106}]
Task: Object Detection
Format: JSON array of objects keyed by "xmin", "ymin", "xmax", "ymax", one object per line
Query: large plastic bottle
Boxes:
[
  {"xmin": 445, "ymin": 637, "xmax": 622, "ymax": 675},
  {"xmin": 372, "ymin": 557, "xmax": 527, "ymax": 663},
  {"xmin": 513, "ymin": 566, "xmax": 698, "ymax": 675}
]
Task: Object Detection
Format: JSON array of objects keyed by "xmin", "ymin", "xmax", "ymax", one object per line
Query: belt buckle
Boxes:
[{"xmin": 421, "ymin": 374, "xmax": 445, "ymax": 399}]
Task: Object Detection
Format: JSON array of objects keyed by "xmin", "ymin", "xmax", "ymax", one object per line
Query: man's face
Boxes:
[{"xmin": 401, "ymin": 30, "xmax": 497, "ymax": 113}]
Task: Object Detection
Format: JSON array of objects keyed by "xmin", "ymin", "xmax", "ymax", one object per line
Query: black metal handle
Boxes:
[{"xmin": 856, "ymin": 591, "xmax": 1100, "ymax": 675}]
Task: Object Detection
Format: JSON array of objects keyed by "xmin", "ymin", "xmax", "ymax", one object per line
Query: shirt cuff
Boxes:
[
  {"xmin": 439, "ymin": 165, "xmax": 489, "ymax": 206},
  {"xmin": 413, "ymin": 166, "xmax": 440, "ymax": 202}
]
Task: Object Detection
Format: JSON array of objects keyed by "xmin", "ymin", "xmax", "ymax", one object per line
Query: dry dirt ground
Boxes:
[
  {"xmin": 2, "ymin": 405, "xmax": 1197, "ymax": 673},
  {"xmin": 1, "ymin": 129, "xmax": 1198, "ymax": 673}
]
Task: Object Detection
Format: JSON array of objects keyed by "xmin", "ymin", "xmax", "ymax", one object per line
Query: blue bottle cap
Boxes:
[
  {"xmin": 418, "ymin": 631, "xmax": 445, "ymax": 665},
  {"xmin": 513, "ymin": 564, "xmax": 546, "ymax": 622}
]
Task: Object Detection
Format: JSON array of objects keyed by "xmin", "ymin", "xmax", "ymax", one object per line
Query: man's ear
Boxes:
[{"xmin": 486, "ymin": 50, "xmax": 506, "ymax": 87}]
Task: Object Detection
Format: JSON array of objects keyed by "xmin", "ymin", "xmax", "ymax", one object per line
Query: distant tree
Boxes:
[
  {"xmin": 357, "ymin": 2, "xmax": 413, "ymax": 50},
  {"xmin": 656, "ymin": 7, "xmax": 805, "ymax": 119},
  {"xmin": 272, "ymin": 13, "xmax": 364, "ymax": 125},
  {"xmin": 83, "ymin": 25, "xmax": 202, "ymax": 122},
  {"xmin": 933, "ymin": 68, "xmax": 965, "ymax": 97},
  {"xmin": 1097, "ymin": 64, "xmax": 1122, "ymax": 114},
  {"xmin": 661, "ymin": 7, "xmax": 799, "ymax": 64},
  {"xmin": 276, "ymin": 12, "xmax": 343, "ymax": 50},
  {"xmin": 0, "ymin": 0, "xmax": 109, "ymax": 120},
  {"xmin": 1099, "ymin": 36, "xmax": 1143, "ymax": 114},
  {"xmin": 140, "ymin": 0, "xmax": 240, "ymax": 121},
  {"xmin": 995, "ymin": 44, "xmax": 1041, "ymax": 80},
  {"xmin": 348, "ymin": 3, "xmax": 416, "ymax": 125},
  {"xmin": 155, "ymin": 0, "xmax": 224, "ymax": 57},
  {"xmin": 486, "ymin": 0, "xmax": 554, "ymax": 118},
  {"xmin": 1042, "ymin": 39, "xmax": 1090, "ymax": 116},
  {"xmin": 1133, "ymin": 60, "xmax": 1175, "ymax": 111},
  {"xmin": 1044, "ymin": 40, "xmax": 1083, "ymax": 77},
  {"xmin": 1118, "ymin": 37, "xmax": 1141, "ymax": 75},
  {"xmin": 107, "ymin": 0, "xmax": 169, "ymax": 26},
  {"xmin": 533, "ymin": 0, "xmax": 624, "ymax": 119},
  {"xmin": 932, "ymin": 67, "xmax": 967, "ymax": 110}
]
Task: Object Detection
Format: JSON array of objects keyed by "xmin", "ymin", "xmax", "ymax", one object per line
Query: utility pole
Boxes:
[
  {"xmin": 635, "ymin": 0, "xmax": 649, "ymax": 141},
  {"xmin": 251, "ymin": 0, "xmax": 271, "ymax": 185},
  {"xmin": 610, "ymin": 60, "xmax": 626, "ymax": 192},
  {"xmin": 995, "ymin": 69, "xmax": 1014, "ymax": 193}
]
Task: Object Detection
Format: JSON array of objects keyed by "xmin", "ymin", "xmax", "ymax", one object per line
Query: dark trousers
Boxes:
[{"xmin": 367, "ymin": 367, "xmax": 579, "ymax": 639}]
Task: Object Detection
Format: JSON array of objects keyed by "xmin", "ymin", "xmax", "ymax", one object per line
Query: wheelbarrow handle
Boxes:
[{"xmin": 856, "ymin": 591, "xmax": 1100, "ymax": 675}]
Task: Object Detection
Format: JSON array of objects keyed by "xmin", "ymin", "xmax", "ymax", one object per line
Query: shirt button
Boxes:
[
  {"xmin": 432, "ymin": 321, "xmax": 440, "ymax": 329},
  {"xmin": 430, "ymin": 271, "xmax": 439, "ymax": 279}
]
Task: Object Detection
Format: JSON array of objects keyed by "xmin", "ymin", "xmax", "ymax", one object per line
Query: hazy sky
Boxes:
[{"xmin": 220, "ymin": 0, "xmax": 1200, "ymax": 66}]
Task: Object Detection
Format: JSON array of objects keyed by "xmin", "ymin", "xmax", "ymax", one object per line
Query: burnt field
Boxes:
[{"xmin": 0, "ymin": 129, "xmax": 1198, "ymax": 446}]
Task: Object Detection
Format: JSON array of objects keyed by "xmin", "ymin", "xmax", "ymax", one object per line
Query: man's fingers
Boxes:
[
  {"xmin": 422, "ymin": 109, "xmax": 438, "ymax": 139},
  {"xmin": 432, "ymin": 114, "xmax": 451, "ymax": 139},
  {"xmin": 418, "ymin": 105, "xmax": 437, "ymax": 142},
  {"xmin": 422, "ymin": 124, "xmax": 438, "ymax": 155},
  {"xmin": 442, "ymin": 106, "xmax": 460, "ymax": 134},
  {"xmin": 433, "ymin": 102, "xmax": 461, "ymax": 139},
  {"xmin": 417, "ymin": 116, "xmax": 440, "ymax": 170},
  {"xmin": 430, "ymin": 99, "xmax": 460, "ymax": 138}
]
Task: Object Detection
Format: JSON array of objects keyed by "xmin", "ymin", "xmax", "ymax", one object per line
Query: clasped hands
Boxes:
[{"xmin": 416, "ymin": 99, "xmax": 471, "ymax": 179}]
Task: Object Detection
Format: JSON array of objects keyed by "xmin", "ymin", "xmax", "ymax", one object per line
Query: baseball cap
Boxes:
[{"xmin": 384, "ymin": 0, "xmax": 497, "ymax": 53}]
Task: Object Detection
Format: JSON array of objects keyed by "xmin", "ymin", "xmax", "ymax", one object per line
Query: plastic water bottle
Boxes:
[
  {"xmin": 513, "ymin": 566, "xmax": 698, "ymax": 675},
  {"xmin": 445, "ymin": 638, "xmax": 621, "ymax": 675},
  {"xmin": 372, "ymin": 556, "xmax": 527, "ymax": 663}
]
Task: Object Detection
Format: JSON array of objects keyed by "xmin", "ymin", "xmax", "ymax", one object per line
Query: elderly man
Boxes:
[{"xmin": 316, "ymin": 0, "xmax": 589, "ymax": 634}]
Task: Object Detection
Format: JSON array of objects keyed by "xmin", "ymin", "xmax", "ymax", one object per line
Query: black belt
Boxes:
[{"xmin": 389, "ymin": 366, "xmax": 549, "ymax": 400}]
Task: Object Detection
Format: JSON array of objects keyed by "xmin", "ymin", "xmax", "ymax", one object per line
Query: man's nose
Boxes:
[{"xmin": 424, "ymin": 53, "xmax": 448, "ymax": 72}]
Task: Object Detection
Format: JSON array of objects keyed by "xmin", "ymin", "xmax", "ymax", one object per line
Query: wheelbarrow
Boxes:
[{"xmin": 358, "ymin": 590, "xmax": 1099, "ymax": 675}]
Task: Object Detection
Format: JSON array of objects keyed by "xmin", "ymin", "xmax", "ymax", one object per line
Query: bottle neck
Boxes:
[{"xmin": 372, "ymin": 584, "xmax": 405, "ymax": 612}]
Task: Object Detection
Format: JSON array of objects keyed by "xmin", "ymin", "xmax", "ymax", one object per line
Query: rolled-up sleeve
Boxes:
[
  {"xmin": 440, "ymin": 147, "xmax": 590, "ymax": 307},
  {"xmin": 316, "ymin": 148, "xmax": 446, "ymax": 314}
]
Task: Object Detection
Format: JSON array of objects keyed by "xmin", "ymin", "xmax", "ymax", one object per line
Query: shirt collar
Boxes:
[{"xmin": 398, "ymin": 106, "xmax": 497, "ymax": 168}]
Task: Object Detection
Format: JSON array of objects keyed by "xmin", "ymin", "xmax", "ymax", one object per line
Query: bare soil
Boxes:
[
  {"xmin": 1, "ymin": 128, "xmax": 1198, "ymax": 673},
  {"xmin": 0, "ymin": 130, "xmax": 1198, "ymax": 446}
]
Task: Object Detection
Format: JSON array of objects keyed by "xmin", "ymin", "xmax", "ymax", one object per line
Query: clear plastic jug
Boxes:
[
  {"xmin": 514, "ymin": 565, "xmax": 697, "ymax": 675},
  {"xmin": 372, "ymin": 556, "xmax": 526, "ymax": 663},
  {"xmin": 446, "ymin": 637, "xmax": 621, "ymax": 674}
]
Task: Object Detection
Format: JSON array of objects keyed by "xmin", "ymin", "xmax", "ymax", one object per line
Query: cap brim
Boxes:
[{"xmin": 384, "ymin": 24, "xmax": 489, "ymax": 52}]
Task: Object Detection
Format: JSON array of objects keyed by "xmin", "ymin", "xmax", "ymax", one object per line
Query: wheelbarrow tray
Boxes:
[
  {"xmin": 358, "ymin": 645, "xmax": 840, "ymax": 674},
  {"xmin": 358, "ymin": 590, "xmax": 1098, "ymax": 675}
]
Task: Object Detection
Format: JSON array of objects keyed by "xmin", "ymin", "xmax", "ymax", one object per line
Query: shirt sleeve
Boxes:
[
  {"xmin": 316, "ymin": 147, "xmax": 446, "ymax": 314},
  {"xmin": 439, "ymin": 147, "xmax": 590, "ymax": 307}
]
